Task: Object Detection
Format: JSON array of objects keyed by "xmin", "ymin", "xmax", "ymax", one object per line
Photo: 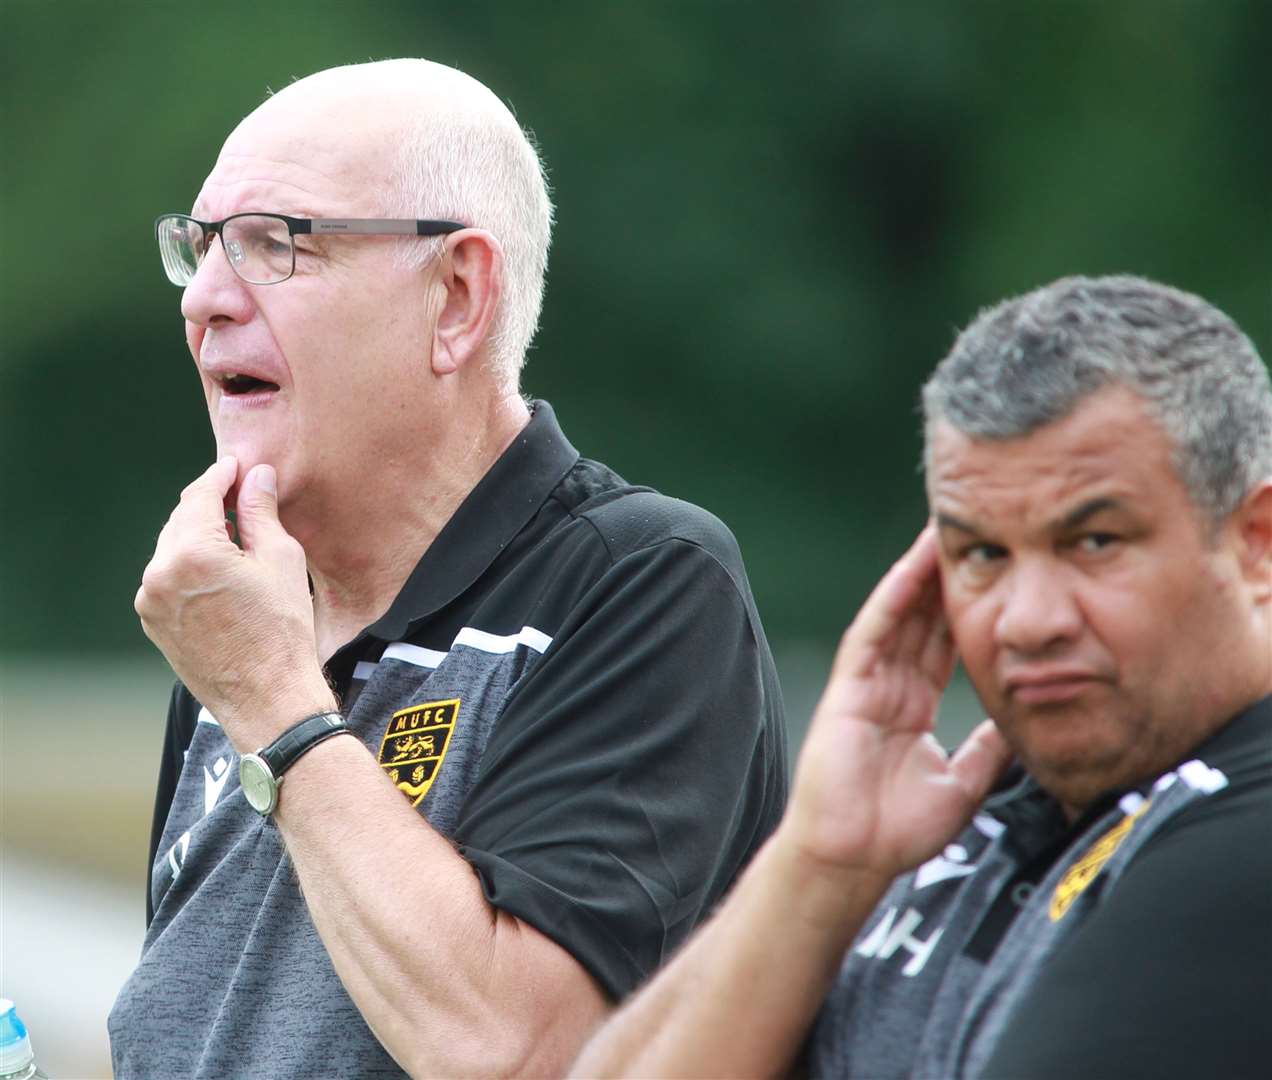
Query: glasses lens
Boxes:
[
  {"xmin": 157, "ymin": 215, "xmax": 202, "ymax": 285},
  {"xmin": 222, "ymin": 215, "xmax": 294, "ymax": 284}
]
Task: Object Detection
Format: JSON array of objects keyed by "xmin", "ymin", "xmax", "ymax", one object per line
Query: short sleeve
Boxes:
[
  {"xmin": 982, "ymin": 783, "xmax": 1272, "ymax": 1078},
  {"xmin": 453, "ymin": 537, "xmax": 787, "ymax": 999}
]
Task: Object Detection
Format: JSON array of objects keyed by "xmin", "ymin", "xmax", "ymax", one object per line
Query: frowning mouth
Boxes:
[{"xmin": 1008, "ymin": 676, "xmax": 1102, "ymax": 706}]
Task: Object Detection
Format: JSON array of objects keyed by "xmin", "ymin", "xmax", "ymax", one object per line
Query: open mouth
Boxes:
[{"xmin": 220, "ymin": 373, "xmax": 280, "ymax": 395}]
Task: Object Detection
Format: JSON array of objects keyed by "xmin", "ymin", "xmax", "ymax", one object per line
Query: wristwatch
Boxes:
[{"xmin": 239, "ymin": 710, "xmax": 349, "ymax": 816}]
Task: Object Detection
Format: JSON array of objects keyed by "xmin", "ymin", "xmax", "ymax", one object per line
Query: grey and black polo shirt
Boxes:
[
  {"xmin": 109, "ymin": 400, "xmax": 788, "ymax": 1079},
  {"xmin": 809, "ymin": 694, "xmax": 1272, "ymax": 1079}
]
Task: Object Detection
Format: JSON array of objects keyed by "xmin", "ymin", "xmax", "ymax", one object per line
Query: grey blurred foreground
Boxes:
[{"xmin": 1, "ymin": 657, "xmax": 169, "ymax": 1079}]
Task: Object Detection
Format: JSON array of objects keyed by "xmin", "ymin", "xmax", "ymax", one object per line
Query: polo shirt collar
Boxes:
[
  {"xmin": 1187, "ymin": 691, "xmax": 1272, "ymax": 764},
  {"xmin": 364, "ymin": 399, "xmax": 579, "ymax": 641}
]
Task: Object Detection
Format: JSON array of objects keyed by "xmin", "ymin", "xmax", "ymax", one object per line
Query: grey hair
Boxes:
[
  {"xmin": 383, "ymin": 98, "xmax": 554, "ymax": 391},
  {"xmin": 922, "ymin": 275, "xmax": 1272, "ymax": 524}
]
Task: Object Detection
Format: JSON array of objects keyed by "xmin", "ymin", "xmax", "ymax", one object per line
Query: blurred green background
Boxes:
[{"xmin": 2, "ymin": 0, "xmax": 1268, "ymax": 1075}]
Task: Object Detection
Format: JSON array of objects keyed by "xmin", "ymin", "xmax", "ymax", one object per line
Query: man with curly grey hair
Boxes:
[
  {"xmin": 109, "ymin": 59, "xmax": 787, "ymax": 1077},
  {"xmin": 574, "ymin": 274, "xmax": 1272, "ymax": 1078}
]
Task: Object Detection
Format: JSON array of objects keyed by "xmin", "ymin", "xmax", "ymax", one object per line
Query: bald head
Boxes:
[
  {"xmin": 265, "ymin": 58, "xmax": 509, "ymax": 112},
  {"xmin": 237, "ymin": 60, "xmax": 514, "ymax": 154},
  {"xmin": 221, "ymin": 59, "xmax": 554, "ymax": 388}
]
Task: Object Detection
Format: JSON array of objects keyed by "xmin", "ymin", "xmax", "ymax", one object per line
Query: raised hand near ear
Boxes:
[
  {"xmin": 135, "ymin": 458, "xmax": 335, "ymax": 751},
  {"xmin": 781, "ymin": 525, "xmax": 1013, "ymax": 889}
]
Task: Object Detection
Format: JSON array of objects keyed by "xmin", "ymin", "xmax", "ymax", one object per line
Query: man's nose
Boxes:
[
  {"xmin": 181, "ymin": 234, "xmax": 254, "ymax": 327},
  {"xmin": 993, "ymin": 557, "xmax": 1084, "ymax": 655}
]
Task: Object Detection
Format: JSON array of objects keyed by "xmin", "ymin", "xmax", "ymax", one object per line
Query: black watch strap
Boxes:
[{"xmin": 260, "ymin": 710, "xmax": 349, "ymax": 776}]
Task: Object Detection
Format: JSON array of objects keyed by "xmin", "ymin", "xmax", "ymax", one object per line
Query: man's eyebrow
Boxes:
[
  {"xmin": 935, "ymin": 498, "xmax": 1129, "ymax": 537},
  {"xmin": 185, "ymin": 207, "xmax": 330, "ymax": 222},
  {"xmin": 1052, "ymin": 496, "xmax": 1127, "ymax": 532},
  {"xmin": 934, "ymin": 512, "xmax": 979, "ymax": 534}
]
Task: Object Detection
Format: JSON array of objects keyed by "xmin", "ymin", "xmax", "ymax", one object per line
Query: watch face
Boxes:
[{"xmin": 240, "ymin": 754, "xmax": 277, "ymax": 816}]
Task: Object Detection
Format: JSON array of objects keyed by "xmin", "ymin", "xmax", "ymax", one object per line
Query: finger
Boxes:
[
  {"xmin": 183, "ymin": 456, "xmax": 239, "ymax": 500},
  {"xmin": 234, "ymin": 464, "xmax": 282, "ymax": 553},
  {"xmin": 146, "ymin": 458, "xmax": 240, "ymax": 573},
  {"xmin": 892, "ymin": 568, "xmax": 945, "ymax": 666},
  {"xmin": 168, "ymin": 457, "xmax": 239, "ymax": 535},
  {"xmin": 917, "ymin": 605, "xmax": 957, "ymax": 688},
  {"xmin": 834, "ymin": 526, "xmax": 941, "ymax": 678},
  {"xmin": 948, "ymin": 719, "xmax": 1013, "ymax": 805}
]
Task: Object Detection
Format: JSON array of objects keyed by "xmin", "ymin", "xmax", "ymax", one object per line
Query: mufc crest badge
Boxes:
[
  {"xmin": 1049, "ymin": 802, "xmax": 1148, "ymax": 922},
  {"xmin": 377, "ymin": 699, "xmax": 460, "ymax": 807}
]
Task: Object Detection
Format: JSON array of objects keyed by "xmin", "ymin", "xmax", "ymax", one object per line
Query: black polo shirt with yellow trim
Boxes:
[
  {"xmin": 109, "ymin": 401, "xmax": 788, "ymax": 1079},
  {"xmin": 808, "ymin": 694, "xmax": 1272, "ymax": 1079}
]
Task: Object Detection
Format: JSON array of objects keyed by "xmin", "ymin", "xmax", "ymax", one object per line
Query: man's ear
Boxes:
[
  {"xmin": 1232, "ymin": 480, "xmax": 1272, "ymax": 603},
  {"xmin": 431, "ymin": 229, "xmax": 503, "ymax": 376}
]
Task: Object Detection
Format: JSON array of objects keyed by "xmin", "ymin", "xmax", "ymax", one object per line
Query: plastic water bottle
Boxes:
[{"xmin": 0, "ymin": 1000, "xmax": 48, "ymax": 1080}]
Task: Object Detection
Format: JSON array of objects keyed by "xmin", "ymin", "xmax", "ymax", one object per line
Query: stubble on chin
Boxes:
[{"xmin": 1016, "ymin": 707, "xmax": 1173, "ymax": 814}]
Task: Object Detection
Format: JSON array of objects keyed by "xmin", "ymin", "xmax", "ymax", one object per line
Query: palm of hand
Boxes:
[{"xmin": 786, "ymin": 529, "xmax": 1011, "ymax": 882}]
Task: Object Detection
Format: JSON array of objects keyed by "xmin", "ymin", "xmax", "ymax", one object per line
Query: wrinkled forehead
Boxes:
[{"xmin": 925, "ymin": 387, "xmax": 1183, "ymax": 520}]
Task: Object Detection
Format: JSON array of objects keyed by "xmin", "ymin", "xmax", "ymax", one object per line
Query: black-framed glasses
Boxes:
[{"xmin": 154, "ymin": 212, "xmax": 466, "ymax": 286}]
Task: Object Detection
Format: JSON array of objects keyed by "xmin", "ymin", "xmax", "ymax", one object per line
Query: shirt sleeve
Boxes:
[
  {"xmin": 981, "ymin": 780, "xmax": 1272, "ymax": 1079},
  {"xmin": 453, "ymin": 537, "xmax": 788, "ymax": 1000}
]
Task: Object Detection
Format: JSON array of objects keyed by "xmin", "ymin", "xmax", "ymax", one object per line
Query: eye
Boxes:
[
  {"xmin": 1074, "ymin": 532, "xmax": 1120, "ymax": 554},
  {"xmin": 960, "ymin": 541, "xmax": 1007, "ymax": 564},
  {"xmin": 235, "ymin": 219, "xmax": 291, "ymax": 257}
]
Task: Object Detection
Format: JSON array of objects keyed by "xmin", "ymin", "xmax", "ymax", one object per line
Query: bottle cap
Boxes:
[{"xmin": 0, "ymin": 999, "xmax": 35, "ymax": 1073}]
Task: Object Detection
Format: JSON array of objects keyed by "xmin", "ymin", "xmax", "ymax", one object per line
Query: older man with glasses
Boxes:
[{"xmin": 109, "ymin": 58, "xmax": 787, "ymax": 1078}]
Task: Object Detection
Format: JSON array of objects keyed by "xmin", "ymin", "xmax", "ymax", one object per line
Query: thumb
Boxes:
[
  {"xmin": 949, "ymin": 719, "xmax": 1014, "ymax": 806},
  {"xmin": 234, "ymin": 464, "xmax": 281, "ymax": 550}
]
